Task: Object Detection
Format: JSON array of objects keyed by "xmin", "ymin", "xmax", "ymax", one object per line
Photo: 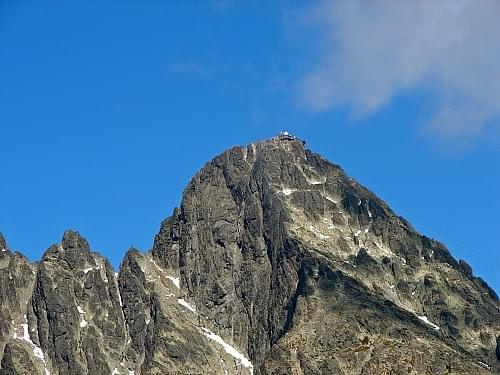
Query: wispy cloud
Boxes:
[{"xmin": 297, "ymin": 0, "xmax": 500, "ymax": 143}]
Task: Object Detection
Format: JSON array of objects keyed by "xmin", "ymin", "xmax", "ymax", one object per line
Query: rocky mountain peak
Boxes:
[
  {"xmin": 60, "ymin": 230, "xmax": 90, "ymax": 252},
  {"xmin": 154, "ymin": 137, "xmax": 500, "ymax": 374},
  {"xmin": 1, "ymin": 137, "xmax": 499, "ymax": 374}
]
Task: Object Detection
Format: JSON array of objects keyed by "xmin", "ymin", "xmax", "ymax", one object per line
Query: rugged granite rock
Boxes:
[{"xmin": 1, "ymin": 135, "xmax": 499, "ymax": 374}]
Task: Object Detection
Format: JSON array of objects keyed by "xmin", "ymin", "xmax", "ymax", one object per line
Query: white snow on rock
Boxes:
[
  {"xmin": 309, "ymin": 226, "xmax": 329, "ymax": 240},
  {"xmin": 77, "ymin": 306, "xmax": 85, "ymax": 314},
  {"xmin": 150, "ymin": 258, "xmax": 163, "ymax": 272},
  {"xmin": 200, "ymin": 327, "xmax": 254, "ymax": 374},
  {"xmin": 324, "ymin": 196, "xmax": 338, "ymax": 204},
  {"xmin": 13, "ymin": 316, "xmax": 50, "ymax": 374},
  {"xmin": 417, "ymin": 315, "xmax": 440, "ymax": 330},
  {"xmin": 478, "ymin": 361, "xmax": 490, "ymax": 369},
  {"xmin": 354, "ymin": 230, "xmax": 362, "ymax": 237},
  {"xmin": 83, "ymin": 267, "xmax": 95, "ymax": 274},
  {"xmin": 167, "ymin": 275, "xmax": 180, "ymax": 289},
  {"xmin": 80, "ymin": 319, "xmax": 88, "ymax": 328},
  {"xmin": 177, "ymin": 298, "xmax": 196, "ymax": 313},
  {"xmin": 128, "ymin": 371, "xmax": 135, "ymax": 375},
  {"xmin": 281, "ymin": 188, "xmax": 297, "ymax": 196},
  {"xmin": 112, "ymin": 368, "xmax": 121, "ymax": 375},
  {"xmin": 118, "ymin": 290, "xmax": 123, "ymax": 307},
  {"xmin": 149, "ymin": 258, "xmax": 180, "ymax": 288},
  {"xmin": 393, "ymin": 254, "xmax": 407, "ymax": 265},
  {"xmin": 1, "ymin": 248, "xmax": 6, "ymax": 252},
  {"xmin": 307, "ymin": 177, "xmax": 326, "ymax": 185},
  {"xmin": 21, "ymin": 324, "xmax": 32, "ymax": 343}
]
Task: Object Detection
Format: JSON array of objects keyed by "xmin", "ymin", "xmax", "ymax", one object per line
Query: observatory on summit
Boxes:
[
  {"xmin": 277, "ymin": 131, "xmax": 305, "ymax": 145},
  {"xmin": 278, "ymin": 131, "xmax": 295, "ymax": 141}
]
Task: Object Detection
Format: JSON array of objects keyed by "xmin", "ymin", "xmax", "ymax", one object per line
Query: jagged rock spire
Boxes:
[{"xmin": 0, "ymin": 232, "xmax": 9, "ymax": 252}]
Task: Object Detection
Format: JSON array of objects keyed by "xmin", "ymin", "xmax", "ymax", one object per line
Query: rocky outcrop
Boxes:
[
  {"xmin": 0, "ymin": 233, "xmax": 38, "ymax": 375},
  {"xmin": 0, "ymin": 135, "xmax": 499, "ymax": 374},
  {"xmin": 29, "ymin": 230, "xmax": 126, "ymax": 375}
]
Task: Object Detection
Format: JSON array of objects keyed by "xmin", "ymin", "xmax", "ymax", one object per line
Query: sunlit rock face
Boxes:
[{"xmin": 1, "ymin": 135, "xmax": 499, "ymax": 374}]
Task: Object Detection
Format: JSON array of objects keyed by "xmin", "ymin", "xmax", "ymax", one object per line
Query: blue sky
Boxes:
[{"xmin": 1, "ymin": 1, "xmax": 499, "ymax": 293}]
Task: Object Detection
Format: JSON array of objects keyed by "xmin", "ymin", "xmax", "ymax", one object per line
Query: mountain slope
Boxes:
[{"xmin": 1, "ymin": 136, "xmax": 499, "ymax": 374}]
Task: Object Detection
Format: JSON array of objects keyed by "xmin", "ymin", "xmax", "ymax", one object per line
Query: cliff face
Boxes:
[{"xmin": 1, "ymin": 136, "xmax": 499, "ymax": 374}]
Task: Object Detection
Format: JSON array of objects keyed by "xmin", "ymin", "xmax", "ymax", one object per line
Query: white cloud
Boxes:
[{"xmin": 298, "ymin": 0, "xmax": 500, "ymax": 142}]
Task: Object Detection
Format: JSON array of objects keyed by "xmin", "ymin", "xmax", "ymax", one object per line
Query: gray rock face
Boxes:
[
  {"xmin": 1, "ymin": 136, "xmax": 499, "ymax": 374},
  {"xmin": 29, "ymin": 230, "xmax": 126, "ymax": 375},
  {"xmin": 152, "ymin": 137, "xmax": 500, "ymax": 374},
  {"xmin": 497, "ymin": 336, "xmax": 500, "ymax": 361}
]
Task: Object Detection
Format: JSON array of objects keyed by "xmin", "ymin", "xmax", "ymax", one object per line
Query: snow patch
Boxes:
[
  {"xmin": 200, "ymin": 327, "xmax": 254, "ymax": 374},
  {"xmin": 77, "ymin": 306, "xmax": 85, "ymax": 314},
  {"xmin": 309, "ymin": 226, "xmax": 329, "ymax": 240},
  {"xmin": 324, "ymin": 196, "xmax": 338, "ymax": 204},
  {"xmin": 177, "ymin": 298, "xmax": 196, "ymax": 313},
  {"xmin": 150, "ymin": 258, "xmax": 164, "ymax": 273},
  {"xmin": 393, "ymin": 254, "xmax": 407, "ymax": 265},
  {"xmin": 20, "ymin": 323, "xmax": 32, "ymax": 344},
  {"xmin": 83, "ymin": 268, "xmax": 94, "ymax": 274},
  {"xmin": 1, "ymin": 248, "xmax": 6, "ymax": 252},
  {"xmin": 354, "ymin": 230, "xmax": 362, "ymax": 237},
  {"xmin": 307, "ymin": 176, "xmax": 326, "ymax": 185},
  {"xmin": 118, "ymin": 291, "xmax": 123, "ymax": 307},
  {"xmin": 281, "ymin": 188, "xmax": 297, "ymax": 196},
  {"xmin": 33, "ymin": 346, "xmax": 45, "ymax": 362},
  {"xmin": 13, "ymin": 316, "xmax": 50, "ymax": 374},
  {"xmin": 478, "ymin": 361, "xmax": 490, "ymax": 369},
  {"xmin": 167, "ymin": 275, "xmax": 180, "ymax": 289},
  {"xmin": 149, "ymin": 257, "xmax": 181, "ymax": 289},
  {"xmin": 80, "ymin": 319, "xmax": 88, "ymax": 328},
  {"xmin": 417, "ymin": 315, "xmax": 440, "ymax": 330},
  {"xmin": 112, "ymin": 369, "xmax": 121, "ymax": 375}
]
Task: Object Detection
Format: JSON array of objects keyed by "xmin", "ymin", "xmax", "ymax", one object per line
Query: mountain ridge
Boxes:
[{"xmin": 1, "ymin": 135, "xmax": 499, "ymax": 374}]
